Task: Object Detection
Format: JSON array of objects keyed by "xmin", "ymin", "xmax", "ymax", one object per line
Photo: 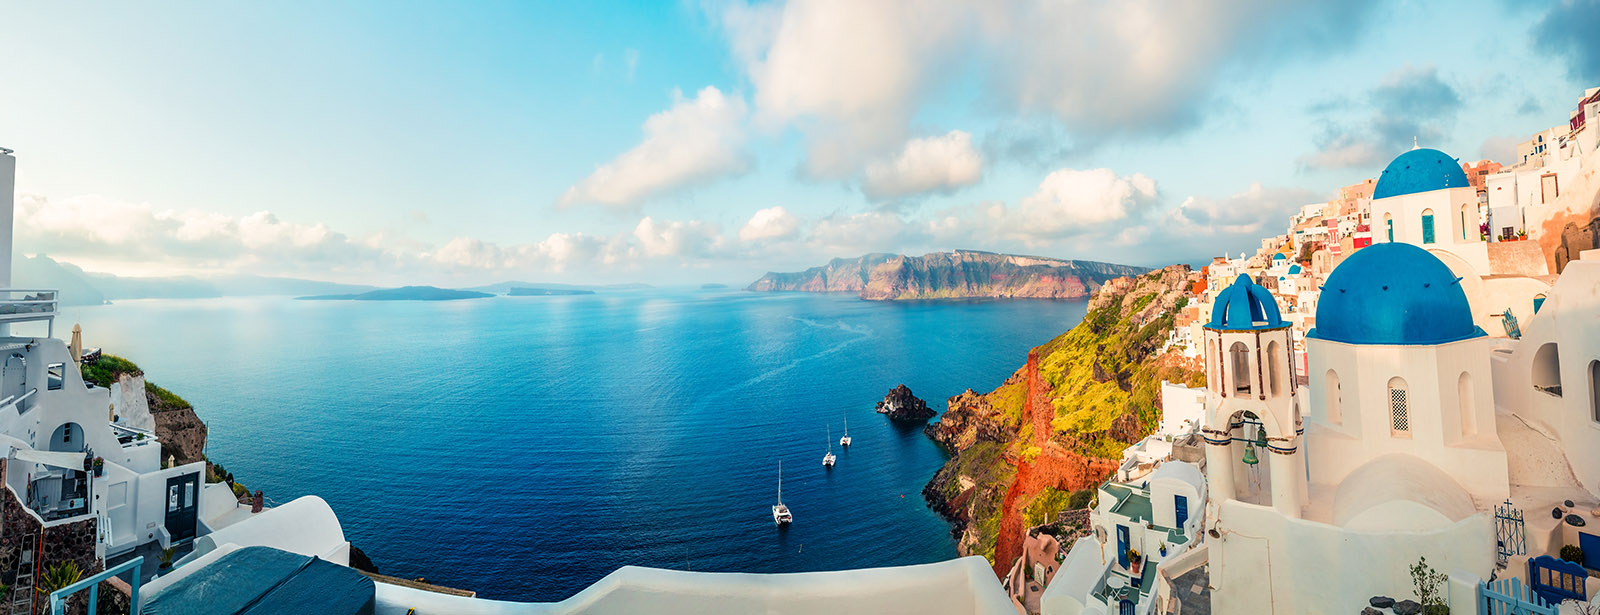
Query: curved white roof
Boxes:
[{"xmin": 1331, "ymin": 454, "xmax": 1477, "ymax": 530}]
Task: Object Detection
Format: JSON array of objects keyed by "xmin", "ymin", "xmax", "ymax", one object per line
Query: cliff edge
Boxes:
[
  {"xmin": 748, "ymin": 250, "xmax": 1147, "ymax": 300},
  {"xmin": 921, "ymin": 265, "xmax": 1205, "ymax": 574}
]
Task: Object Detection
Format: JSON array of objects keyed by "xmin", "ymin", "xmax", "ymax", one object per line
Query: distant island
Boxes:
[
  {"xmin": 747, "ymin": 250, "xmax": 1149, "ymax": 301},
  {"xmin": 701, "ymin": 283, "xmax": 728, "ymax": 289},
  {"xmin": 296, "ymin": 286, "xmax": 493, "ymax": 301},
  {"xmin": 508, "ymin": 287, "xmax": 595, "ymax": 296},
  {"xmin": 464, "ymin": 281, "xmax": 651, "ymax": 294}
]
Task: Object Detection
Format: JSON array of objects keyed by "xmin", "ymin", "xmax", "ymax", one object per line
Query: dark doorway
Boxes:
[{"xmin": 164, "ymin": 473, "xmax": 200, "ymax": 543}]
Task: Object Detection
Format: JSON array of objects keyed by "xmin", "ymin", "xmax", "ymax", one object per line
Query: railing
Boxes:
[
  {"xmin": 48, "ymin": 555, "xmax": 142, "ymax": 615},
  {"xmin": 0, "ymin": 289, "xmax": 57, "ymax": 321},
  {"xmin": 110, "ymin": 423, "xmax": 156, "ymax": 447}
]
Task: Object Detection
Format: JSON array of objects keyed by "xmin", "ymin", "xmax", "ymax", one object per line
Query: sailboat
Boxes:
[
  {"xmin": 823, "ymin": 425, "xmax": 837, "ymax": 468},
  {"xmin": 839, "ymin": 416, "xmax": 852, "ymax": 447},
  {"xmin": 772, "ymin": 461, "xmax": 793, "ymax": 526}
]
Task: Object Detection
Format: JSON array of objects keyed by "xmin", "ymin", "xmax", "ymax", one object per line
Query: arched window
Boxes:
[
  {"xmin": 1459, "ymin": 372, "xmax": 1476, "ymax": 438},
  {"xmin": 1421, "ymin": 209, "xmax": 1436, "ymax": 244},
  {"xmin": 1325, "ymin": 370, "xmax": 1342, "ymax": 425},
  {"xmin": 1590, "ymin": 361, "xmax": 1599, "ymax": 423},
  {"xmin": 1267, "ymin": 340, "xmax": 1283, "ymax": 397},
  {"xmin": 1459, "ymin": 203, "xmax": 1471, "ymax": 241},
  {"xmin": 1229, "ymin": 342, "xmax": 1252, "ymax": 396},
  {"xmin": 1533, "ymin": 343, "xmax": 1562, "ymax": 397},
  {"xmin": 1388, "ymin": 377, "xmax": 1410, "ymax": 437},
  {"xmin": 1384, "ymin": 213, "xmax": 1394, "ymax": 242}
]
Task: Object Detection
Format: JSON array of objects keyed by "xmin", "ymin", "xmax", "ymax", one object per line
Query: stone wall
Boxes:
[
  {"xmin": 113, "ymin": 374, "xmax": 153, "ymax": 432},
  {"xmin": 0, "ymin": 459, "xmax": 102, "ymax": 615}
]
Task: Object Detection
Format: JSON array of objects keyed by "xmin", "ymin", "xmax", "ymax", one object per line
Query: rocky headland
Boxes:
[
  {"xmin": 920, "ymin": 265, "xmax": 1205, "ymax": 575},
  {"xmin": 747, "ymin": 250, "xmax": 1147, "ymax": 301},
  {"xmin": 876, "ymin": 384, "xmax": 935, "ymax": 421}
]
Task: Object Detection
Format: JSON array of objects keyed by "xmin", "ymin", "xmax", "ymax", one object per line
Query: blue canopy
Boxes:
[{"xmin": 143, "ymin": 546, "xmax": 375, "ymax": 615}]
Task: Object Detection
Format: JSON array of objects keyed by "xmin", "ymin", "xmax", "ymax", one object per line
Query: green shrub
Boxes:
[
  {"xmin": 79, "ymin": 354, "xmax": 142, "ymax": 388},
  {"xmin": 1068, "ymin": 489, "xmax": 1094, "ymax": 510},
  {"xmin": 1562, "ymin": 544, "xmax": 1585, "ymax": 564}
]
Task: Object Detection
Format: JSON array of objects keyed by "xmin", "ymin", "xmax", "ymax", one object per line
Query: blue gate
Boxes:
[
  {"xmin": 1479, "ymin": 576, "xmax": 1557, "ymax": 615},
  {"xmin": 1496, "ymin": 499, "xmax": 1525, "ymax": 564},
  {"xmin": 1529, "ymin": 555, "xmax": 1587, "ymax": 604}
]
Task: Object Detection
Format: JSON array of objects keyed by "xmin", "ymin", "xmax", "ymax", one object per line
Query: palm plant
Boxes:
[
  {"xmin": 158, "ymin": 547, "xmax": 176, "ymax": 569},
  {"xmin": 35, "ymin": 561, "xmax": 83, "ymax": 614}
]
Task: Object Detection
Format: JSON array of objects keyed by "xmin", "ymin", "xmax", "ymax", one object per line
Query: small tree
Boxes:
[{"xmin": 1410, "ymin": 556, "xmax": 1449, "ymax": 615}]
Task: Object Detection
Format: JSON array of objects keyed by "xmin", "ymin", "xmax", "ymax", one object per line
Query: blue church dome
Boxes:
[
  {"xmin": 1310, "ymin": 243, "xmax": 1484, "ymax": 345},
  {"xmin": 1373, "ymin": 148, "xmax": 1470, "ymax": 199},
  {"xmin": 1207, "ymin": 274, "xmax": 1286, "ymax": 331},
  {"xmin": 1288, "ymin": 264, "xmax": 1302, "ymax": 275}
]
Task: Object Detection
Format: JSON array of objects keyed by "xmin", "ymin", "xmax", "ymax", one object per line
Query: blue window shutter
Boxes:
[
  {"xmin": 1422, "ymin": 214, "xmax": 1435, "ymax": 244},
  {"xmin": 1387, "ymin": 220, "xmax": 1394, "ymax": 242}
]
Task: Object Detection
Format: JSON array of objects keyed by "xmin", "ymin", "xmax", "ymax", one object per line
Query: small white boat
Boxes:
[
  {"xmin": 773, "ymin": 461, "xmax": 793, "ymax": 526},
  {"xmin": 840, "ymin": 416, "xmax": 852, "ymax": 447},
  {"xmin": 823, "ymin": 425, "xmax": 837, "ymax": 468}
]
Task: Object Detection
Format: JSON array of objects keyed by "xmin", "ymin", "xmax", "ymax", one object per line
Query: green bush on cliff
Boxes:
[
  {"xmin": 80, "ymin": 354, "xmax": 141, "ymax": 388},
  {"xmin": 1023, "ymin": 487, "xmax": 1073, "ymax": 527},
  {"xmin": 145, "ymin": 382, "xmax": 192, "ymax": 411}
]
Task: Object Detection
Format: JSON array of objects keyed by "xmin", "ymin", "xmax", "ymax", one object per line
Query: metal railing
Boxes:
[{"xmin": 48, "ymin": 555, "xmax": 143, "ymax": 615}]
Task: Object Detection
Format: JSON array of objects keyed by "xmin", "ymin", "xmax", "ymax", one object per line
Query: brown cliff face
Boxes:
[
  {"xmin": 750, "ymin": 250, "xmax": 1147, "ymax": 300},
  {"xmin": 876, "ymin": 384, "xmax": 935, "ymax": 420},
  {"xmin": 152, "ymin": 403, "xmax": 207, "ymax": 466},
  {"xmin": 922, "ymin": 264, "xmax": 1204, "ymax": 573}
]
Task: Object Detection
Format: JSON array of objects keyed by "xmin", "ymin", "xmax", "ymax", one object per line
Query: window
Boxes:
[
  {"xmin": 1388, "ymin": 377, "xmax": 1410, "ymax": 437},
  {"xmin": 1421, "ymin": 209, "xmax": 1436, "ymax": 244},
  {"xmin": 1459, "ymin": 372, "xmax": 1477, "ymax": 438},
  {"xmin": 1590, "ymin": 361, "xmax": 1600, "ymax": 423},
  {"xmin": 1325, "ymin": 370, "xmax": 1342, "ymax": 424},
  {"xmin": 1229, "ymin": 342, "xmax": 1252, "ymax": 396},
  {"xmin": 62, "ymin": 423, "xmax": 72, "ymax": 443},
  {"xmin": 1385, "ymin": 214, "xmax": 1394, "ymax": 242},
  {"xmin": 1533, "ymin": 343, "xmax": 1562, "ymax": 397},
  {"xmin": 1460, "ymin": 204, "xmax": 1470, "ymax": 241},
  {"xmin": 168, "ymin": 485, "xmax": 180, "ymax": 512},
  {"xmin": 47, "ymin": 363, "xmax": 64, "ymax": 391},
  {"xmin": 1267, "ymin": 340, "xmax": 1282, "ymax": 397}
]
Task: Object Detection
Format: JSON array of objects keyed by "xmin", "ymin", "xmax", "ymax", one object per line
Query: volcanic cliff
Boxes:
[
  {"xmin": 748, "ymin": 250, "xmax": 1148, "ymax": 300},
  {"xmin": 921, "ymin": 265, "xmax": 1205, "ymax": 575}
]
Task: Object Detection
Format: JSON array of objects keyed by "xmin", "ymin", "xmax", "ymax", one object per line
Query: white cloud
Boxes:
[
  {"xmin": 739, "ymin": 206, "xmax": 801, "ymax": 242},
  {"xmin": 633, "ymin": 217, "xmax": 726, "ymax": 258},
  {"xmin": 710, "ymin": 0, "xmax": 1377, "ymax": 174},
  {"xmin": 990, "ymin": 168, "xmax": 1159, "ymax": 241},
  {"xmin": 560, "ymin": 86, "xmax": 751, "ymax": 207},
  {"xmin": 861, "ymin": 130, "xmax": 983, "ymax": 201}
]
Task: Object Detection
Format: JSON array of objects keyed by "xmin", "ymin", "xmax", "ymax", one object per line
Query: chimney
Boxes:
[{"xmin": 0, "ymin": 148, "xmax": 12, "ymax": 288}]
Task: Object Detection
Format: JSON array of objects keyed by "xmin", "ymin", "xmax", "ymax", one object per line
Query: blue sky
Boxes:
[{"xmin": 2, "ymin": 0, "xmax": 1597, "ymax": 285}]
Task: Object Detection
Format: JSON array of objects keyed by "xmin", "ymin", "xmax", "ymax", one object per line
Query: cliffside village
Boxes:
[{"xmin": 2, "ymin": 83, "xmax": 1600, "ymax": 614}]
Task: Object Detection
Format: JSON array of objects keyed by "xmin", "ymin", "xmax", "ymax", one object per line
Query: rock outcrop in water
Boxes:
[
  {"xmin": 921, "ymin": 265, "xmax": 1205, "ymax": 574},
  {"xmin": 876, "ymin": 384, "xmax": 934, "ymax": 421},
  {"xmin": 747, "ymin": 250, "xmax": 1147, "ymax": 300}
]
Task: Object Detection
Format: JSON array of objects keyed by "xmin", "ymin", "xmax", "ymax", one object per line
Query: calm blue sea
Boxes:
[{"xmin": 58, "ymin": 289, "xmax": 1086, "ymax": 601}]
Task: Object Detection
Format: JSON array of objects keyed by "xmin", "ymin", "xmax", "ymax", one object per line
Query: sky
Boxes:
[{"xmin": 2, "ymin": 0, "xmax": 1598, "ymax": 286}]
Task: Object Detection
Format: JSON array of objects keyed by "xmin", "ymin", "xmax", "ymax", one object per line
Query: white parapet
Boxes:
[{"xmin": 372, "ymin": 556, "xmax": 1016, "ymax": 615}]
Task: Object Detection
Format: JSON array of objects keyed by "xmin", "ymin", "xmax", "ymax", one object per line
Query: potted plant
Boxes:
[
  {"xmin": 1159, "ymin": 542, "xmax": 1168, "ymax": 557},
  {"xmin": 92, "ymin": 457, "xmax": 104, "ymax": 477},
  {"xmin": 158, "ymin": 547, "xmax": 175, "ymax": 570},
  {"xmin": 1517, "ymin": 229, "xmax": 1528, "ymax": 240}
]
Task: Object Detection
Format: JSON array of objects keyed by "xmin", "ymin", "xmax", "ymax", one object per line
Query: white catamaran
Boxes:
[
  {"xmin": 839, "ymin": 416, "xmax": 851, "ymax": 447},
  {"xmin": 772, "ymin": 461, "xmax": 792, "ymax": 526},
  {"xmin": 823, "ymin": 425, "xmax": 837, "ymax": 468}
]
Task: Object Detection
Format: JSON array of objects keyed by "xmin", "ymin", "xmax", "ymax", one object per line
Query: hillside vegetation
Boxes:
[{"xmin": 923, "ymin": 265, "xmax": 1204, "ymax": 568}]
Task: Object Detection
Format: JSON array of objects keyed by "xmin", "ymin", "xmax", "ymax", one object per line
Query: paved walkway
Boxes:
[{"xmin": 1171, "ymin": 565, "xmax": 1211, "ymax": 615}]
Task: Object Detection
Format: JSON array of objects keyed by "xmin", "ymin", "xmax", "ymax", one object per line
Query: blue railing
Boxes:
[{"xmin": 48, "ymin": 556, "xmax": 143, "ymax": 615}]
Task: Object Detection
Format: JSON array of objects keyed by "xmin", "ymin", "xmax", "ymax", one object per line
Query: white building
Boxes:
[
  {"xmin": 1041, "ymin": 461, "xmax": 1206, "ymax": 615},
  {"xmin": 1368, "ymin": 147, "xmax": 1490, "ymax": 272}
]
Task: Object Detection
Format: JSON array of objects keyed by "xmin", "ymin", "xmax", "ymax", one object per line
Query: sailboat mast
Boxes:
[{"xmin": 778, "ymin": 461, "xmax": 783, "ymax": 503}]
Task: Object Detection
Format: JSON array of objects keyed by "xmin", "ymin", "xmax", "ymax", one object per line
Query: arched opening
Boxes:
[
  {"xmin": 1388, "ymin": 377, "xmax": 1410, "ymax": 437},
  {"xmin": 1421, "ymin": 208, "xmax": 1436, "ymax": 244},
  {"xmin": 1384, "ymin": 213, "xmax": 1394, "ymax": 242},
  {"xmin": 1230, "ymin": 410, "xmax": 1273, "ymax": 506},
  {"xmin": 1459, "ymin": 203, "xmax": 1472, "ymax": 241},
  {"xmin": 1267, "ymin": 340, "xmax": 1283, "ymax": 397},
  {"xmin": 1589, "ymin": 361, "xmax": 1600, "ymax": 423},
  {"xmin": 48, "ymin": 422, "xmax": 85, "ymax": 453},
  {"xmin": 1, "ymin": 354, "xmax": 24, "ymax": 402},
  {"xmin": 1229, "ymin": 342, "xmax": 1252, "ymax": 396},
  {"xmin": 1459, "ymin": 372, "xmax": 1476, "ymax": 438},
  {"xmin": 1325, "ymin": 370, "xmax": 1342, "ymax": 425},
  {"xmin": 1533, "ymin": 343, "xmax": 1562, "ymax": 397}
]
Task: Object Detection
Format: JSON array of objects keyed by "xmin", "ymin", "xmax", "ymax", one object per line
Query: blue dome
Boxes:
[
  {"xmin": 1207, "ymin": 274, "xmax": 1286, "ymax": 331},
  {"xmin": 1288, "ymin": 264, "xmax": 1303, "ymax": 275},
  {"xmin": 1310, "ymin": 243, "xmax": 1484, "ymax": 345},
  {"xmin": 1373, "ymin": 148, "xmax": 1470, "ymax": 199}
]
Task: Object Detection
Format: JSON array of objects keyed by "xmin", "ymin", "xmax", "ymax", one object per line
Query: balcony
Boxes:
[{"xmin": 0, "ymin": 288, "xmax": 58, "ymax": 332}]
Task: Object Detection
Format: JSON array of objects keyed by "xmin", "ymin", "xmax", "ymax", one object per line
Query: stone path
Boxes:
[{"xmin": 1171, "ymin": 565, "xmax": 1210, "ymax": 615}]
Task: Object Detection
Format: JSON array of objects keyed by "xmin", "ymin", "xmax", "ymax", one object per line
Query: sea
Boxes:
[{"xmin": 57, "ymin": 288, "xmax": 1088, "ymax": 601}]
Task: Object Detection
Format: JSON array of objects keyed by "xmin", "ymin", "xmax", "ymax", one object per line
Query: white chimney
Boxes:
[{"xmin": 0, "ymin": 148, "xmax": 12, "ymax": 288}]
